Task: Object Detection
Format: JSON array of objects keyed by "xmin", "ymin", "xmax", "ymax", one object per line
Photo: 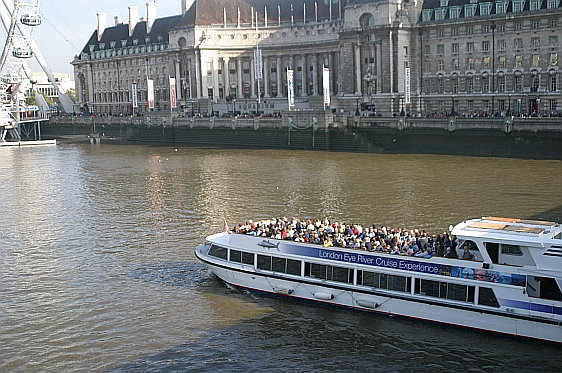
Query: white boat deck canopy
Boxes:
[{"xmin": 452, "ymin": 217, "xmax": 561, "ymax": 246}]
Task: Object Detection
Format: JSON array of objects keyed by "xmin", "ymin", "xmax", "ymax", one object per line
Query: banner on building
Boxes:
[
  {"xmin": 147, "ymin": 78, "xmax": 155, "ymax": 109},
  {"xmin": 169, "ymin": 76, "xmax": 177, "ymax": 109},
  {"xmin": 254, "ymin": 48, "xmax": 263, "ymax": 81},
  {"xmin": 287, "ymin": 69, "xmax": 295, "ymax": 110},
  {"xmin": 322, "ymin": 66, "xmax": 330, "ymax": 108},
  {"xmin": 404, "ymin": 67, "xmax": 411, "ymax": 105},
  {"xmin": 131, "ymin": 82, "xmax": 138, "ymax": 108}
]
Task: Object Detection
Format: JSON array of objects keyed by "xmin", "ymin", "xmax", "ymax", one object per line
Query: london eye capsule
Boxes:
[
  {"xmin": 20, "ymin": 14, "xmax": 41, "ymax": 26},
  {"xmin": 12, "ymin": 47, "xmax": 33, "ymax": 58}
]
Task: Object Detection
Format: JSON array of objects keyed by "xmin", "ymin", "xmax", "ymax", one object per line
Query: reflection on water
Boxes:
[{"xmin": 1, "ymin": 144, "xmax": 561, "ymax": 372}]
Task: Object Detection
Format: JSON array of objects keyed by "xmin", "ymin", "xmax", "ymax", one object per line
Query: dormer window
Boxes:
[
  {"xmin": 145, "ymin": 37, "xmax": 151, "ymax": 44},
  {"xmin": 440, "ymin": 0, "xmax": 449, "ymax": 6},
  {"xmin": 547, "ymin": 0, "xmax": 560, "ymax": 8},
  {"xmin": 496, "ymin": 1, "xmax": 509, "ymax": 14},
  {"xmin": 464, "ymin": 4, "xmax": 477, "ymax": 16},
  {"xmin": 157, "ymin": 35, "xmax": 163, "ymax": 43},
  {"xmin": 121, "ymin": 40, "xmax": 127, "ymax": 47},
  {"xmin": 133, "ymin": 39, "xmax": 139, "ymax": 46},
  {"xmin": 422, "ymin": 9, "xmax": 433, "ymax": 22},
  {"xmin": 99, "ymin": 43, "xmax": 105, "ymax": 50},
  {"xmin": 480, "ymin": 2, "xmax": 493, "ymax": 15},
  {"xmin": 88, "ymin": 45, "xmax": 95, "ymax": 52},
  {"xmin": 435, "ymin": 8, "xmax": 447, "ymax": 20},
  {"xmin": 450, "ymin": 6, "xmax": 461, "ymax": 18},
  {"xmin": 512, "ymin": 0, "xmax": 526, "ymax": 12},
  {"xmin": 110, "ymin": 41, "xmax": 116, "ymax": 48}
]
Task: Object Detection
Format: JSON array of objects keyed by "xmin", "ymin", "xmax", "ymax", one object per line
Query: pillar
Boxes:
[
  {"xmin": 301, "ymin": 54, "xmax": 307, "ymax": 96},
  {"xmin": 355, "ymin": 43, "xmax": 362, "ymax": 95},
  {"xmin": 312, "ymin": 53, "xmax": 319, "ymax": 96},
  {"xmin": 175, "ymin": 58, "xmax": 182, "ymax": 100},
  {"xmin": 276, "ymin": 56, "xmax": 282, "ymax": 97},
  {"xmin": 237, "ymin": 57, "xmax": 243, "ymax": 98},
  {"xmin": 263, "ymin": 55, "xmax": 269, "ymax": 97},
  {"xmin": 195, "ymin": 50, "xmax": 202, "ymax": 98},
  {"xmin": 224, "ymin": 57, "xmax": 230, "ymax": 97},
  {"xmin": 376, "ymin": 42, "xmax": 382, "ymax": 93},
  {"xmin": 250, "ymin": 56, "xmax": 256, "ymax": 98}
]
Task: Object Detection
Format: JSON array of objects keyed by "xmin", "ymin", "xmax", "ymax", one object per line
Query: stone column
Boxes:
[
  {"xmin": 250, "ymin": 56, "xmax": 256, "ymax": 98},
  {"xmin": 263, "ymin": 55, "xmax": 269, "ymax": 97},
  {"xmin": 301, "ymin": 54, "xmax": 307, "ymax": 96},
  {"xmin": 224, "ymin": 57, "xmax": 230, "ymax": 97},
  {"xmin": 312, "ymin": 53, "xmax": 319, "ymax": 95},
  {"xmin": 376, "ymin": 42, "xmax": 382, "ymax": 93},
  {"xmin": 328, "ymin": 52, "xmax": 335, "ymax": 94},
  {"xmin": 175, "ymin": 58, "xmax": 182, "ymax": 100},
  {"xmin": 212, "ymin": 57, "xmax": 219, "ymax": 99},
  {"xmin": 389, "ymin": 31, "xmax": 394, "ymax": 94},
  {"xmin": 87, "ymin": 64, "xmax": 94, "ymax": 107},
  {"xmin": 195, "ymin": 50, "xmax": 202, "ymax": 98},
  {"xmin": 187, "ymin": 58, "xmax": 193, "ymax": 98},
  {"xmin": 237, "ymin": 57, "xmax": 243, "ymax": 98},
  {"xmin": 276, "ymin": 55, "xmax": 282, "ymax": 97},
  {"xmin": 355, "ymin": 43, "xmax": 362, "ymax": 95}
]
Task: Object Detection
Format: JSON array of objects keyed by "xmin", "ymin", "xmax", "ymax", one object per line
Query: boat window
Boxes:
[
  {"xmin": 305, "ymin": 263, "xmax": 353, "ymax": 284},
  {"xmin": 230, "ymin": 249, "xmax": 242, "ymax": 263},
  {"xmin": 272, "ymin": 257, "xmax": 286, "ymax": 273},
  {"xmin": 357, "ymin": 270, "xmax": 410, "ymax": 293},
  {"xmin": 501, "ymin": 244, "xmax": 522, "ymax": 256},
  {"xmin": 415, "ymin": 279, "xmax": 475, "ymax": 303},
  {"xmin": 242, "ymin": 252, "xmax": 254, "ymax": 265},
  {"xmin": 257, "ymin": 254, "xmax": 272, "ymax": 270},
  {"xmin": 485, "ymin": 242, "xmax": 499, "ymax": 264},
  {"xmin": 208, "ymin": 245, "xmax": 228, "ymax": 260},
  {"xmin": 527, "ymin": 276, "xmax": 562, "ymax": 301},
  {"xmin": 286, "ymin": 259, "xmax": 302, "ymax": 276},
  {"xmin": 478, "ymin": 287, "xmax": 500, "ymax": 307}
]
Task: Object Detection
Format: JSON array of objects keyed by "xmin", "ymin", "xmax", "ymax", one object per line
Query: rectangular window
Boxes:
[
  {"xmin": 550, "ymin": 18, "xmax": 558, "ymax": 28},
  {"xmin": 512, "ymin": 0, "xmax": 524, "ymax": 12},
  {"xmin": 272, "ymin": 257, "xmax": 287, "ymax": 273},
  {"xmin": 466, "ymin": 42, "xmax": 474, "ymax": 52},
  {"xmin": 452, "ymin": 58, "xmax": 459, "ymax": 69},
  {"xmin": 438, "ymin": 59, "xmax": 445, "ymax": 70},
  {"xmin": 482, "ymin": 77, "xmax": 490, "ymax": 92},
  {"xmin": 531, "ymin": 37, "xmax": 540, "ymax": 48},
  {"xmin": 286, "ymin": 259, "xmax": 302, "ymax": 276},
  {"xmin": 515, "ymin": 75, "xmax": 522, "ymax": 91},
  {"xmin": 515, "ymin": 21, "xmax": 522, "ymax": 31},
  {"xmin": 466, "ymin": 26, "xmax": 474, "ymax": 35},
  {"xmin": 422, "ymin": 10, "xmax": 433, "ymax": 22},
  {"xmin": 496, "ymin": 2, "xmax": 508, "ymax": 14},
  {"xmin": 533, "ymin": 54, "xmax": 541, "ymax": 67},
  {"xmin": 257, "ymin": 254, "xmax": 272, "ymax": 270},
  {"xmin": 450, "ymin": 7, "xmax": 461, "ymax": 19},
  {"xmin": 437, "ymin": 29, "xmax": 445, "ymax": 38},
  {"xmin": 482, "ymin": 41, "xmax": 490, "ymax": 52},
  {"xmin": 230, "ymin": 249, "xmax": 242, "ymax": 263},
  {"xmin": 530, "ymin": 0, "xmax": 541, "ymax": 9},
  {"xmin": 501, "ymin": 244, "xmax": 523, "ymax": 255},
  {"xmin": 467, "ymin": 77, "xmax": 474, "ymax": 92},
  {"xmin": 452, "ymin": 78, "xmax": 459, "ymax": 93},
  {"xmin": 452, "ymin": 43, "xmax": 459, "ymax": 54},
  {"xmin": 452, "ymin": 27, "xmax": 459, "ymax": 36},
  {"xmin": 415, "ymin": 279, "xmax": 474, "ymax": 303},
  {"xmin": 547, "ymin": 0, "xmax": 560, "ymax": 8},
  {"xmin": 242, "ymin": 252, "xmax": 254, "ymax": 265},
  {"xmin": 550, "ymin": 99, "xmax": 558, "ymax": 111},
  {"xmin": 467, "ymin": 57, "xmax": 475, "ymax": 70},
  {"xmin": 551, "ymin": 75, "xmax": 558, "ymax": 92},
  {"xmin": 208, "ymin": 245, "xmax": 228, "ymax": 260},
  {"xmin": 480, "ymin": 2, "xmax": 493, "ymax": 15},
  {"xmin": 498, "ymin": 39, "xmax": 506, "ymax": 51},
  {"xmin": 478, "ymin": 287, "xmax": 500, "ymax": 307},
  {"xmin": 498, "ymin": 76, "xmax": 506, "ymax": 92},
  {"xmin": 435, "ymin": 9, "xmax": 445, "ymax": 20},
  {"xmin": 549, "ymin": 35, "xmax": 559, "ymax": 47},
  {"xmin": 532, "ymin": 20, "xmax": 541, "ymax": 30},
  {"xmin": 358, "ymin": 271, "xmax": 410, "ymax": 292},
  {"xmin": 482, "ymin": 24, "xmax": 490, "ymax": 34},
  {"xmin": 499, "ymin": 56, "xmax": 507, "ymax": 68},
  {"xmin": 514, "ymin": 38, "xmax": 523, "ymax": 49},
  {"xmin": 424, "ymin": 45, "xmax": 431, "ymax": 57},
  {"xmin": 438, "ymin": 78, "xmax": 445, "ymax": 93},
  {"xmin": 464, "ymin": 5, "xmax": 476, "ymax": 17},
  {"xmin": 437, "ymin": 44, "xmax": 445, "ymax": 55},
  {"xmin": 483, "ymin": 56, "xmax": 491, "ymax": 69}
]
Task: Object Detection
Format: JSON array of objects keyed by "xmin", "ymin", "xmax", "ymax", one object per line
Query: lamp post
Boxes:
[
  {"xmin": 491, "ymin": 21, "xmax": 496, "ymax": 116},
  {"xmin": 233, "ymin": 98, "xmax": 236, "ymax": 116},
  {"xmin": 451, "ymin": 95, "xmax": 455, "ymax": 116},
  {"xmin": 355, "ymin": 97, "xmax": 360, "ymax": 116},
  {"xmin": 517, "ymin": 98, "xmax": 522, "ymax": 115},
  {"xmin": 400, "ymin": 95, "xmax": 405, "ymax": 116}
]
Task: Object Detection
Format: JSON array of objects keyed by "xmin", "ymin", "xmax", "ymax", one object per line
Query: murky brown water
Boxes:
[{"xmin": 1, "ymin": 144, "xmax": 561, "ymax": 372}]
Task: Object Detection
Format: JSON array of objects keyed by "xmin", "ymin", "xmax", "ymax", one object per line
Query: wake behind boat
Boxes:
[{"xmin": 195, "ymin": 217, "xmax": 562, "ymax": 343}]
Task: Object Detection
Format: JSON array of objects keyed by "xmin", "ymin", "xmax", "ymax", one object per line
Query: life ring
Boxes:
[{"xmin": 448, "ymin": 119, "xmax": 456, "ymax": 132}]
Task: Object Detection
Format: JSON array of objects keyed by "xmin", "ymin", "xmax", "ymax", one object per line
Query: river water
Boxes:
[{"xmin": 1, "ymin": 144, "xmax": 561, "ymax": 372}]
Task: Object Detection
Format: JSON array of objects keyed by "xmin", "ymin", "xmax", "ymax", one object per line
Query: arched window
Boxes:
[{"xmin": 359, "ymin": 13, "xmax": 375, "ymax": 30}]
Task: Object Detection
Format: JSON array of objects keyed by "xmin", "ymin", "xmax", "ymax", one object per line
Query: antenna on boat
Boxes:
[{"xmin": 224, "ymin": 218, "xmax": 230, "ymax": 233}]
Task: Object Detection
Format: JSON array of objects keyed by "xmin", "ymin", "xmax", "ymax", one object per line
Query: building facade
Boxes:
[{"xmin": 72, "ymin": 0, "xmax": 562, "ymax": 116}]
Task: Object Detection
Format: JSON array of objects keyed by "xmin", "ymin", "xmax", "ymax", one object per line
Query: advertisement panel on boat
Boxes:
[{"xmin": 276, "ymin": 242, "xmax": 526, "ymax": 286}]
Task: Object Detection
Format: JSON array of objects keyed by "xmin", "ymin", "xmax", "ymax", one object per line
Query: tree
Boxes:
[{"xmin": 66, "ymin": 88, "xmax": 77, "ymax": 103}]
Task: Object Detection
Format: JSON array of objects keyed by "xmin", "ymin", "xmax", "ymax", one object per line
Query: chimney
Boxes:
[
  {"xmin": 96, "ymin": 12, "xmax": 106, "ymax": 41},
  {"xmin": 181, "ymin": 0, "xmax": 195, "ymax": 14},
  {"xmin": 128, "ymin": 6, "xmax": 139, "ymax": 37},
  {"xmin": 146, "ymin": 1, "xmax": 156, "ymax": 34},
  {"xmin": 114, "ymin": 15, "xmax": 122, "ymax": 26}
]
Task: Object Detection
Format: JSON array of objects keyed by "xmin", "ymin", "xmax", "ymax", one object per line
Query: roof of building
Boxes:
[
  {"xmin": 80, "ymin": 14, "xmax": 183, "ymax": 54},
  {"xmin": 175, "ymin": 0, "xmax": 349, "ymax": 28},
  {"xmin": 420, "ymin": 0, "xmax": 561, "ymax": 21}
]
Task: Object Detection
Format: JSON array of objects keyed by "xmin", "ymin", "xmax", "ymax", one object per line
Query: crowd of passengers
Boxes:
[{"xmin": 232, "ymin": 218, "xmax": 475, "ymax": 259}]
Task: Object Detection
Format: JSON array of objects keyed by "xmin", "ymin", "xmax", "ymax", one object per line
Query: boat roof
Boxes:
[{"xmin": 452, "ymin": 217, "xmax": 561, "ymax": 245}]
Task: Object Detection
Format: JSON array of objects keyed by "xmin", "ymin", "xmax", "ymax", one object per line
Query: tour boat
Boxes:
[{"xmin": 195, "ymin": 217, "xmax": 562, "ymax": 343}]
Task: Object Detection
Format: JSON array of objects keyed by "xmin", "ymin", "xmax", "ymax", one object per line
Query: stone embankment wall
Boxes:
[{"xmin": 44, "ymin": 114, "xmax": 562, "ymax": 159}]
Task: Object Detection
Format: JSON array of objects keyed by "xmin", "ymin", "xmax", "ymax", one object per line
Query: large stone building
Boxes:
[{"xmin": 72, "ymin": 0, "xmax": 561, "ymax": 116}]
